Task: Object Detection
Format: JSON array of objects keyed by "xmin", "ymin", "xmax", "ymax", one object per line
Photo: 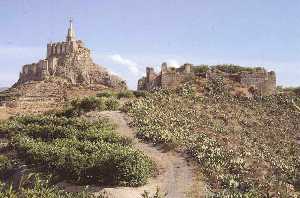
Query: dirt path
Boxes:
[{"xmin": 82, "ymin": 111, "xmax": 205, "ymax": 198}]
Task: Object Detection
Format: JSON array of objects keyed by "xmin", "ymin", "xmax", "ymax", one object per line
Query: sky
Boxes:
[{"xmin": 0, "ymin": 0, "xmax": 300, "ymax": 89}]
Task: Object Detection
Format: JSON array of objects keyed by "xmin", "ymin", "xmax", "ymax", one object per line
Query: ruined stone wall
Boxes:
[
  {"xmin": 262, "ymin": 71, "xmax": 276, "ymax": 95},
  {"xmin": 161, "ymin": 71, "xmax": 191, "ymax": 89},
  {"xmin": 138, "ymin": 63, "xmax": 276, "ymax": 96},
  {"xmin": 161, "ymin": 63, "xmax": 194, "ymax": 88},
  {"xmin": 138, "ymin": 63, "xmax": 193, "ymax": 90},
  {"xmin": 18, "ymin": 59, "xmax": 49, "ymax": 83},
  {"xmin": 138, "ymin": 77, "xmax": 146, "ymax": 90},
  {"xmin": 240, "ymin": 70, "xmax": 276, "ymax": 96}
]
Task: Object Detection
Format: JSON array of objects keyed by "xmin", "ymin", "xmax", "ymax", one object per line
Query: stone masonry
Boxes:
[
  {"xmin": 16, "ymin": 19, "xmax": 126, "ymax": 90},
  {"xmin": 138, "ymin": 63, "xmax": 276, "ymax": 96}
]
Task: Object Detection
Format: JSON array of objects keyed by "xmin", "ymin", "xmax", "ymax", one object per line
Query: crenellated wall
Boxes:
[
  {"xmin": 138, "ymin": 63, "xmax": 193, "ymax": 90},
  {"xmin": 46, "ymin": 40, "xmax": 84, "ymax": 58},
  {"xmin": 18, "ymin": 38, "xmax": 89, "ymax": 85},
  {"xmin": 19, "ymin": 59, "xmax": 49, "ymax": 83},
  {"xmin": 240, "ymin": 70, "xmax": 276, "ymax": 95},
  {"xmin": 14, "ymin": 20, "xmax": 126, "ymax": 90}
]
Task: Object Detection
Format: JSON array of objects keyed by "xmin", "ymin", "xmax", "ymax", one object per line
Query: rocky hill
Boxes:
[{"xmin": 0, "ymin": 20, "xmax": 126, "ymax": 115}]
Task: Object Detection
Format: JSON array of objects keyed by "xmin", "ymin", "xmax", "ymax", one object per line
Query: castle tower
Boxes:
[
  {"xmin": 146, "ymin": 67, "xmax": 156, "ymax": 81},
  {"xmin": 183, "ymin": 63, "xmax": 192, "ymax": 73},
  {"xmin": 161, "ymin": 62, "xmax": 168, "ymax": 73},
  {"xmin": 66, "ymin": 18, "xmax": 76, "ymax": 42}
]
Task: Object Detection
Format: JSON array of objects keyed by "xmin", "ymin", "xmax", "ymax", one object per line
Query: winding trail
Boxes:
[{"xmin": 83, "ymin": 111, "xmax": 205, "ymax": 198}]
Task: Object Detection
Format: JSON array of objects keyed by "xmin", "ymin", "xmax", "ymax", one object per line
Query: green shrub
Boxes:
[
  {"xmin": 13, "ymin": 135, "xmax": 154, "ymax": 186},
  {"xmin": 213, "ymin": 64, "xmax": 259, "ymax": 73},
  {"xmin": 117, "ymin": 91, "xmax": 135, "ymax": 99},
  {"xmin": 57, "ymin": 96, "xmax": 121, "ymax": 117},
  {"xmin": 0, "ymin": 155, "xmax": 12, "ymax": 178},
  {"xmin": 96, "ymin": 90, "xmax": 117, "ymax": 98},
  {"xmin": 74, "ymin": 97, "xmax": 106, "ymax": 112},
  {"xmin": 104, "ymin": 98, "xmax": 120, "ymax": 110},
  {"xmin": 133, "ymin": 91, "xmax": 147, "ymax": 98},
  {"xmin": 7, "ymin": 115, "xmax": 155, "ymax": 186},
  {"xmin": 206, "ymin": 76, "xmax": 226, "ymax": 95},
  {"xmin": 0, "ymin": 174, "xmax": 95, "ymax": 198},
  {"xmin": 193, "ymin": 65, "xmax": 209, "ymax": 73}
]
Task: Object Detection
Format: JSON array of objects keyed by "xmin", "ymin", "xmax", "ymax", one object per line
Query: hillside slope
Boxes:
[
  {"xmin": 88, "ymin": 111, "xmax": 205, "ymax": 198},
  {"xmin": 124, "ymin": 86, "xmax": 300, "ymax": 197}
]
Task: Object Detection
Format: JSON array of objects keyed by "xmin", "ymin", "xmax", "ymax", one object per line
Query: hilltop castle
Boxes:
[
  {"xmin": 138, "ymin": 63, "xmax": 276, "ymax": 96},
  {"xmin": 0, "ymin": 20, "xmax": 127, "ymax": 114},
  {"xmin": 16, "ymin": 19, "xmax": 125, "ymax": 89}
]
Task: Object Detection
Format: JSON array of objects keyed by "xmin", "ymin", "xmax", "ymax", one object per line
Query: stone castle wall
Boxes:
[
  {"xmin": 16, "ymin": 21, "xmax": 126, "ymax": 90},
  {"xmin": 19, "ymin": 59, "xmax": 49, "ymax": 83},
  {"xmin": 138, "ymin": 63, "xmax": 276, "ymax": 96},
  {"xmin": 161, "ymin": 63, "xmax": 193, "ymax": 89},
  {"xmin": 46, "ymin": 40, "xmax": 84, "ymax": 58},
  {"xmin": 240, "ymin": 70, "xmax": 276, "ymax": 95},
  {"xmin": 138, "ymin": 63, "xmax": 193, "ymax": 90},
  {"xmin": 18, "ymin": 40, "xmax": 82, "ymax": 84}
]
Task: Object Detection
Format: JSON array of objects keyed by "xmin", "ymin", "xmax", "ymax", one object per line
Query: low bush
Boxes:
[
  {"xmin": 6, "ymin": 115, "xmax": 155, "ymax": 186},
  {"xmin": 57, "ymin": 96, "xmax": 121, "ymax": 117},
  {"xmin": 13, "ymin": 136, "xmax": 154, "ymax": 186},
  {"xmin": 0, "ymin": 155, "xmax": 13, "ymax": 178},
  {"xmin": 0, "ymin": 174, "xmax": 95, "ymax": 198},
  {"xmin": 96, "ymin": 90, "xmax": 117, "ymax": 98},
  {"xmin": 133, "ymin": 91, "xmax": 147, "ymax": 98},
  {"xmin": 193, "ymin": 65, "xmax": 209, "ymax": 73},
  {"xmin": 212, "ymin": 64, "xmax": 259, "ymax": 73},
  {"xmin": 105, "ymin": 98, "xmax": 120, "ymax": 110},
  {"xmin": 117, "ymin": 90, "xmax": 135, "ymax": 99},
  {"xmin": 73, "ymin": 97, "xmax": 106, "ymax": 112}
]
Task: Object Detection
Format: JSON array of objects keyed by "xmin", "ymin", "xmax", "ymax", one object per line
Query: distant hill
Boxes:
[{"xmin": 0, "ymin": 87, "xmax": 8, "ymax": 92}]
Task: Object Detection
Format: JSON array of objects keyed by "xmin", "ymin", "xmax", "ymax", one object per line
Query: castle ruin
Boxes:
[
  {"xmin": 17, "ymin": 19, "xmax": 125, "ymax": 89},
  {"xmin": 138, "ymin": 63, "xmax": 276, "ymax": 96}
]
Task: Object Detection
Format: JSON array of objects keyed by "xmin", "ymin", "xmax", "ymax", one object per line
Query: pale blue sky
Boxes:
[{"xmin": 0, "ymin": 0, "xmax": 299, "ymax": 89}]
